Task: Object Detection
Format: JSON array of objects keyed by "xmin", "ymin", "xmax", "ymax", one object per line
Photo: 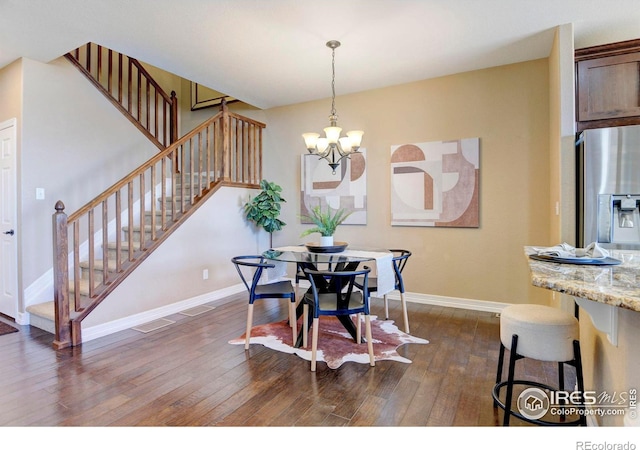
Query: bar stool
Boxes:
[{"xmin": 492, "ymin": 304, "xmax": 586, "ymax": 426}]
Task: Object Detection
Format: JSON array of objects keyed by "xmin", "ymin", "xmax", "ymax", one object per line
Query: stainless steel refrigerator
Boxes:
[{"xmin": 577, "ymin": 124, "xmax": 640, "ymax": 249}]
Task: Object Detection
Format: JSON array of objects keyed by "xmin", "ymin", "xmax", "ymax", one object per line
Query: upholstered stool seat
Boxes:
[{"xmin": 492, "ymin": 304, "xmax": 586, "ymax": 426}]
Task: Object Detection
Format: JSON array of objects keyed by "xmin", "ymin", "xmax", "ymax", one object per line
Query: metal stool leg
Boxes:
[
  {"xmin": 573, "ymin": 340, "xmax": 587, "ymax": 426},
  {"xmin": 494, "ymin": 343, "xmax": 506, "ymax": 407},
  {"xmin": 503, "ymin": 334, "xmax": 519, "ymax": 426}
]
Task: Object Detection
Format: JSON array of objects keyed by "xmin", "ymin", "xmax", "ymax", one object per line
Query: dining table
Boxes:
[{"xmin": 262, "ymin": 245, "xmax": 395, "ymax": 347}]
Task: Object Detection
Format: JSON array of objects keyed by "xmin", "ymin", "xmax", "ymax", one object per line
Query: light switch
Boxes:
[{"xmin": 36, "ymin": 188, "xmax": 45, "ymax": 200}]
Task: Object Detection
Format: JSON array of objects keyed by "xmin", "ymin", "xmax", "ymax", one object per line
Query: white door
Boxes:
[{"xmin": 0, "ymin": 119, "xmax": 18, "ymax": 319}]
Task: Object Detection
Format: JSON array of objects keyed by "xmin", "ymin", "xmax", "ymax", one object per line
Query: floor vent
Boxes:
[
  {"xmin": 179, "ymin": 305, "xmax": 215, "ymax": 317},
  {"xmin": 132, "ymin": 318, "xmax": 175, "ymax": 333}
]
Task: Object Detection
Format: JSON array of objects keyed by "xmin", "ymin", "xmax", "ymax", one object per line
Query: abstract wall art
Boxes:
[
  {"xmin": 390, "ymin": 138, "xmax": 480, "ymax": 227},
  {"xmin": 300, "ymin": 149, "xmax": 367, "ymax": 225}
]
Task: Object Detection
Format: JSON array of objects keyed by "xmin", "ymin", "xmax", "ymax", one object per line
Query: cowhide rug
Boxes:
[{"xmin": 229, "ymin": 315, "xmax": 428, "ymax": 369}]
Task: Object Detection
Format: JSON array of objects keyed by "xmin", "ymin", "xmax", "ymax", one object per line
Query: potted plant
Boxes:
[
  {"xmin": 244, "ymin": 179, "xmax": 286, "ymax": 248},
  {"xmin": 300, "ymin": 204, "xmax": 352, "ymax": 246}
]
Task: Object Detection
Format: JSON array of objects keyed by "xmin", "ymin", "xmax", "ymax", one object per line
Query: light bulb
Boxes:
[
  {"xmin": 316, "ymin": 138, "xmax": 329, "ymax": 156},
  {"xmin": 346, "ymin": 130, "xmax": 364, "ymax": 149},
  {"xmin": 302, "ymin": 132, "xmax": 320, "ymax": 151},
  {"xmin": 339, "ymin": 136, "xmax": 353, "ymax": 152},
  {"xmin": 324, "ymin": 126, "xmax": 342, "ymax": 144}
]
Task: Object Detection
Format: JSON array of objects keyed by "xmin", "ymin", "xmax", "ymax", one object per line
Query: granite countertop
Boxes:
[{"xmin": 524, "ymin": 246, "xmax": 640, "ymax": 312}]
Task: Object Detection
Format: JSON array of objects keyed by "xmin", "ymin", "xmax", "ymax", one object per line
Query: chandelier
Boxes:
[{"xmin": 302, "ymin": 40, "xmax": 364, "ymax": 174}]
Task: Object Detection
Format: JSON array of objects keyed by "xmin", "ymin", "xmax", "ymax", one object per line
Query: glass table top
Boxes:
[{"xmin": 262, "ymin": 245, "xmax": 390, "ymax": 264}]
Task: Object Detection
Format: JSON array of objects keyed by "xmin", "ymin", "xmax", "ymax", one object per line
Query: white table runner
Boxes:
[{"xmin": 257, "ymin": 259, "xmax": 288, "ymax": 284}]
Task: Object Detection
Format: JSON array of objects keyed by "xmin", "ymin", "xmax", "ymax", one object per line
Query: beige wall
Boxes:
[
  {"xmin": 260, "ymin": 59, "xmax": 553, "ymax": 306},
  {"xmin": 0, "ymin": 59, "xmax": 22, "ymax": 120}
]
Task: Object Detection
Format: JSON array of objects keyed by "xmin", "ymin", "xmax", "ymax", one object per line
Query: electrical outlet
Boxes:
[{"xmin": 202, "ymin": 269, "xmax": 209, "ymax": 280}]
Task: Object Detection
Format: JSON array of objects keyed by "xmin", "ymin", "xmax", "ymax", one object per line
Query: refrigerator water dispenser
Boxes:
[{"xmin": 597, "ymin": 194, "xmax": 640, "ymax": 244}]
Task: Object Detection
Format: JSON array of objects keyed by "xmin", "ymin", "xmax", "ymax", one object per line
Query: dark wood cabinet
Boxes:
[{"xmin": 576, "ymin": 39, "xmax": 640, "ymax": 131}]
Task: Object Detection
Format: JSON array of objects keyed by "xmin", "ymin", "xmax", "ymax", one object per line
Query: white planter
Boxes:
[{"xmin": 320, "ymin": 235, "xmax": 334, "ymax": 247}]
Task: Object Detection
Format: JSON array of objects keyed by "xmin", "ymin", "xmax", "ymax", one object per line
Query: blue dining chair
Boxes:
[
  {"xmin": 354, "ymin": 249, "xmax": 411, "ymax": 333},
  {"xmin": 302, "ymin": 266, "xmax": 374, "ymax": 371},
  {"xmin": 231, "ymin": 255, "xmax": 297, "ymax": 350}
]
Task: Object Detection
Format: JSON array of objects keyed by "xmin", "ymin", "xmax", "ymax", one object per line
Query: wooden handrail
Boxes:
[
  {"xmin": 52, "ymin": 105, "xmax": 265, "ymax": 349},
  {"xmin": 66, "ymin": 43, "xmax": 178, "ymax": 150}
]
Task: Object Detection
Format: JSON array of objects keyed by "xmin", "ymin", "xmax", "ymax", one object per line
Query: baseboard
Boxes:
[
  {"xmin": 385, "ymin": 291, "xmax": 509, "ymax": 314},
  {"xmin": 77, "ymin": 280, "xmax": 509, "ymax": 343},
  {"xmin": 294, "ymin": 278, "xmax": 509, "ymax": 314},
  {"xmin": 81, "ymin": 283, "xmax": 245, "ymax": 342}
]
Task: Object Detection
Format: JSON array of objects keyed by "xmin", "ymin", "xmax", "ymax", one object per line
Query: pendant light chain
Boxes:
[{"xmin": 330, "ymin": 45, "xmax": 337, "ymax": 123}]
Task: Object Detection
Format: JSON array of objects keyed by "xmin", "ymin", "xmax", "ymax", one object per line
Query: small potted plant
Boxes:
[
  {"xmin": 300, "ymin": 204, "xmax": 351, "ymax": 246},
  {"xmin": 244, "ymin": 179, "xmax": 286, "ymax": 248}
]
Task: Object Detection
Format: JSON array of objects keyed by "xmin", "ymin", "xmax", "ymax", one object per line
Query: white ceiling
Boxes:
[{"xmin": 2, "ymin": 0, "xmax": 640, "ymax": 109}]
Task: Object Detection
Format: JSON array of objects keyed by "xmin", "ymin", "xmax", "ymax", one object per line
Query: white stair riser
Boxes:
[
  {"xmin": 122, "ymin": 225, "xmax": 164, "ymax": 243},
  {"xmin": 106, "ymin": 245, "xmax": 141, "ymax": 261},
  {"xmin": 144, "ymin": 211, "xmax": 176, "ymax": 226},
  {"xmin": 80, "ymin": 266, "xmax": 106, "ymax": 283}
]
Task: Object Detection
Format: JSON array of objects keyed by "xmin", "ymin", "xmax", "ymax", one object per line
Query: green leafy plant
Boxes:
[
  {"xmin": 244, "ymin": 180, "xmax": 286, "ymax": 246},
  {"xmin": 300, "ymin": 205, "xmax": 351, "ymax": 237}
]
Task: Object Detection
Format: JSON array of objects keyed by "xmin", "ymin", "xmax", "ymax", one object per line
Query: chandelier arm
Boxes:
[{"xmin": 332, "ymin": 152, "xmax": 349, "ymax": 167}]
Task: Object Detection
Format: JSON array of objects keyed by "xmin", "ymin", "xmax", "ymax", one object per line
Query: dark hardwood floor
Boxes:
[{"xmin": 0, "ymin": 290, "xmax": 568, "ymax": 427}]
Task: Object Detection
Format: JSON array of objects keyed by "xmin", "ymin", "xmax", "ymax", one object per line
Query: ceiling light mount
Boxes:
[{"xmin": 326, "ymin": 40, "xmax": 341, "ymax": 50}]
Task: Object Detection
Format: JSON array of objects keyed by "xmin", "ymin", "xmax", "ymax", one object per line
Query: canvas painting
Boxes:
[
  {"xmin": 301, "ymin": 149, "xmax": 367, "ymax": 225},
  {"xmin": 390, "ymin": 138, "xmax": 479, "ymax": 227}
]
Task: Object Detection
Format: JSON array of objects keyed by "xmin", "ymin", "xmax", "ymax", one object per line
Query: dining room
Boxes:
[{"xmin": 4, "ymin": 2, "xmax": 640, "ymax": 446}]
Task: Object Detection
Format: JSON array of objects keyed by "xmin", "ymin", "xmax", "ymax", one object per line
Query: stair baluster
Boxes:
[{"xmin": 66, "ymin": 43, "xmax": 178, "ymax": 150}]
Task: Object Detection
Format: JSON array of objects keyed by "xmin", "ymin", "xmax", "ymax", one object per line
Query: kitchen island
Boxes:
[
  {"xmin": 524, "ymin": 246, "xmax": 640, "ymax": 427},
  {"xmin": 524, "ymin": 246, "xmax": 640, "ymax": 313}
]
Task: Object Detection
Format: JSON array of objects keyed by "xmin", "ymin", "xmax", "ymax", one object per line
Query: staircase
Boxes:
[{"xmin": 26, "ymin": 43, "xmax": 265, "ymax": 350}]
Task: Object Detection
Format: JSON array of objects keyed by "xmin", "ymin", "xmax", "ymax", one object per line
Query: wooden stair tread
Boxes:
[
  {"xmin": 26, "ymin": 301, "xmax": 55, "ymax": 321},
  {"xmin": 79, "ymin": 259, "xmax": 118, "ymax": 271},
  {"xmin": 121, "ymin": 224, "xmax": 164, "ymax": 232},
  {"xmin": 105, "ymin": 241, "xmax": 142, "ymax": 250},
  {"xmin": 27, "ymin": 296, "xmax": 82, "ymax": 321}
]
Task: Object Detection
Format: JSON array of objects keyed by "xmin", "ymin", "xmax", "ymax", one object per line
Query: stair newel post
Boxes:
[
  {"xmin": 52, "ymin": 201, "xmax": 72, "ymax": 350},
  {"xmin": 170, "ymin": 90, "xmax": 178, "ymax": 145},
  {"xmin": 221, "ymin": 99, "xmax": 231, "ymax": 182}
]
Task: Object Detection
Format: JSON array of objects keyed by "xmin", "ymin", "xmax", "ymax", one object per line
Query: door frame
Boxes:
[{"xmin": 0, "ymin": 118, "xmax": 19, "ymax": 321}]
